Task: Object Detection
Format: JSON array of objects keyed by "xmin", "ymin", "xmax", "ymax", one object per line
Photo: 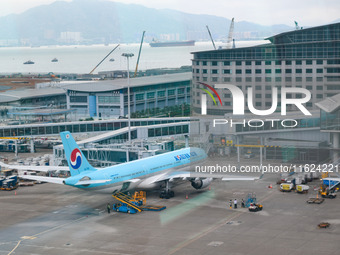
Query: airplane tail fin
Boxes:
[{"xmin": 60, "ymin": 131, "xmax": 96, "ymax": 176}]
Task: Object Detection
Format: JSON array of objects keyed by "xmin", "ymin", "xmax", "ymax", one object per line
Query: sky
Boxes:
[{"xmin": 1, "ymin": 0, "xmax": 340, "ymax": 26}]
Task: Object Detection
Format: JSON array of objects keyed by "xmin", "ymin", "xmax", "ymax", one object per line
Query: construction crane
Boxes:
[
  {"xmin": 294, "ymin": 21, "xmax": 303, "ymax": 30},
  {"xmin": 206, "ymin": 25, "xmax": 216, "ymax": 50},
  {"xmin": 89, "ymin": 44, "xmax": 120, "ymax": 74},
  {"xmin": 134, "ymin": 31, "xmax": 145, "ymax": 77},
  {"xmin": 226, "ymin": 18, "xmax": 234, "ymax": 49}
]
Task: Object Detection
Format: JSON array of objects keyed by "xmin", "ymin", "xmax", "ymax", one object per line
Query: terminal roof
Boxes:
[
  {"xmin": 62, "ymin": 72, "xmax": 192, "ymax": 92},
  {"xmin": 315, "ymin": 93, "xmax": 340, "ymax": 113}
]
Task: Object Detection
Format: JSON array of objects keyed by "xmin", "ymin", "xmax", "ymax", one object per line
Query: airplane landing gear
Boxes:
[
  {"xmin": 160, "ymin": 190, "xmax": 174, "ymax": 199},
  {"xmin": 160, "ymin": 180, "xmax": 175, "ymax": 199}
]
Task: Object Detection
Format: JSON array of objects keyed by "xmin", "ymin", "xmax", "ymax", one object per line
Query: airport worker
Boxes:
[
  {"xmin": 107, "ymin": 203, "xmax": 111, "ymax": 214},
  {"xmin": 241, "ymin": 199, "xmax": 245, "ymax": 208},
  {"xmin": 229, "ymin": 199, "xmax": 232, "ymax": 209},
  {"xmin": 234, "ymin": 199, "xmax": 238, "ymax": 209}
]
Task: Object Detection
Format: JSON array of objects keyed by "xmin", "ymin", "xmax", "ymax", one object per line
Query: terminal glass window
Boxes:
[
  {"xmin": 223, "ymin": 61, "xmax": 231, "ymax": 66},
  {"xmin": 147, "ymin": 92, "xmax": 155, "ymax": 99},
  {"xmin": 168, "ymin": 89, "xmax": 175, "ymax": 96},
  {"xmin": 136, "ymin": 93, "xmax": 144, "ymax": 100},
  {"xmin": 211, "ymin": 61, "xmax": 218, "ymax": 66},
  {"xmin": 178, "ymin": 88, "xmax": 185, "ymax": 94},
  {"xmin": 70, "ymin": 96, "xmax": 87, "ymax": 103},
  {"xmin": 98, "ymin": 96, "xmax": 120, "ymax": 104}
]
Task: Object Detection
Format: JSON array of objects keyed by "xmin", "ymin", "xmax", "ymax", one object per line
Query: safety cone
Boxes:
[
  {"xmin": 209, "ymin": 186, "xmax": 211, "ymax": 191},
  {"xmin": 186, "ymin": 194, "xmax": 188, "ymax": 199},
  {"xmin": 15, "ymin": 191, "xmax": 17, "ymax": 196}
]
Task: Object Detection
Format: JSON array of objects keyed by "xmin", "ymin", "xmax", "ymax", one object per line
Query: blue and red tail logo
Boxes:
[{"xmin": 70, "ymin": 148, "xmax": 82, "ymax": 170}]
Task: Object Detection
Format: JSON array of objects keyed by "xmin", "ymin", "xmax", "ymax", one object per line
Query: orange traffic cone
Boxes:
[
  {"xmin": 15, "ymin": 191, "xmax": 17, "ymax": 195},
  {"xmin": 209, "ymin": 186, "xmax": 211, "ymax": 191},
  {"xmin": 186, "ymin": 194, "xmax": 188, "ymax": 199}
]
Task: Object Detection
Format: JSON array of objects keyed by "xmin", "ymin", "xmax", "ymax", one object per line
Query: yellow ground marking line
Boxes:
[
  {"xmin": 7, "ymin": 240, "xmax": 21, "ymax": 255},
  {"xmin": 6, "ymin": 215, "xmax": 90, "ymax": 255}
]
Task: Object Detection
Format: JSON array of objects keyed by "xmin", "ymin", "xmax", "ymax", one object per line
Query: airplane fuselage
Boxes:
[{"xmin": 64, "ymin": 147, "xmax": 207, "ymax": 192}]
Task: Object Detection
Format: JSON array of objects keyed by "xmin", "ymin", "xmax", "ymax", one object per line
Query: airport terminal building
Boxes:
[
  {"xmin": 191, "ymin": 22, "xmax": 340, "ymax": 115},
  {"xmin": 63, "ymin": 73, "xmax": 191, "ymax": 119},
  {"xmin": 0, "ymin": 73, "xmax": 191, "ymax": 121}
]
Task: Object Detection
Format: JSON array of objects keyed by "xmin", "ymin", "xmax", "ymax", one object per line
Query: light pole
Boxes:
[{"xmin": 122, "ymin": 53, "xmax": 134, "ymax": 147}]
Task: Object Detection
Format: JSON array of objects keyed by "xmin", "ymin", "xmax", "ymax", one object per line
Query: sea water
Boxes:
[{"xmin": 0, "ymin": 41, "xmax": 265, "ymax": 74}]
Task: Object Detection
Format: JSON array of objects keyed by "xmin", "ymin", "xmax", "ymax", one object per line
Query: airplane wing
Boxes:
[
  {"xmin": 19, "ymin": 175, "xmax": 65, "ymax": 184},
  {"xmin": 75, "ymin": 179, "xmax": 112, "ymax": 186},
  {"xmin": 154, "ymin": 171, "xmax": 262, "ymax": 182},
  {"xmin": 74, "ymin": 178, "xmax": 141, "ymax": 186},
  {"xmin": 0, "ymin": 161, "xmax": 69, "ymax": 172}
]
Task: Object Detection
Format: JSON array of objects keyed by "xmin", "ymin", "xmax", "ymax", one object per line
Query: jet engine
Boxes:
[{"xmin": 191, "ymin": 178, "xmax": 213, "ymax": 190}]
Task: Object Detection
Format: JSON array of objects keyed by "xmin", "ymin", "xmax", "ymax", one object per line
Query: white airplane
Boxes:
[{"xmin": 2, "ymin": 131, "xmax": 260, "ymax": 198}]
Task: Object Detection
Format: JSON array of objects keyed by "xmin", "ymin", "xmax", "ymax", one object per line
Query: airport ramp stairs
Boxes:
[
  {"xmin": 112, "ymin": 192, "xmax": 143, "ymax": 212},
  {"xmin": 112, "ymin": 191, "xmax": 166, "ymax": 213}
]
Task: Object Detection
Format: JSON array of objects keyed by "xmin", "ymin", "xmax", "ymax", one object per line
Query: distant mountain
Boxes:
[{"xmin": 0, "ymin": 0, "xmax": 293, "ymax": 46}]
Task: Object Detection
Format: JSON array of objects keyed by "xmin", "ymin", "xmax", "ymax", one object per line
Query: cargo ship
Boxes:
[{"xmin": 149, "ymin": 40, "xmax": 195, "ymax": 47}]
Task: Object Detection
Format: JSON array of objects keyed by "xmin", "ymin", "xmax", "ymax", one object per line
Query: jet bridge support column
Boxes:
[
  {"xmin": 185, "ymin": 135, "xmax": 189, "ymax": 148},
  {"xmin": 333, "ymin": 133, "xmax": 339, "ymax": 162},
  {"xmin": 30, "ymin": 139, "xmax": 34, "ymax": 153}
]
